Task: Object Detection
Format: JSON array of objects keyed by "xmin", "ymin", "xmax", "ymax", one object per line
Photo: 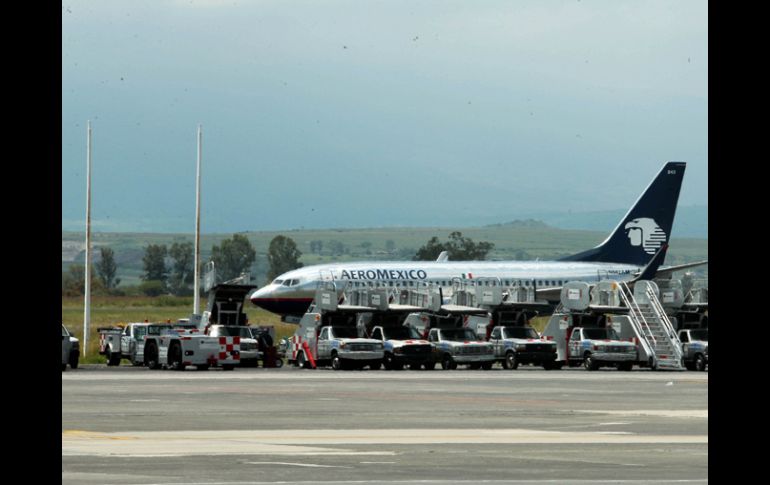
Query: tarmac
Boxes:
[{"xmin": 62, "ymin": 366, "xmax": 708, "ymax": 484}]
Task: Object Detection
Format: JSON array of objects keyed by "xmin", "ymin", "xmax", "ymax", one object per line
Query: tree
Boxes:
[
  {"xmin": 412, "ymin": 236, "xmax": 445, "ymax": 261},
  {"xmin": 445, "ymin": 231, "xmax": 495, "ymax": 260},
  {"xmin": 96, "ymin": 247, "xmax": 120, "ymax": 290},
  {"xmin": 267, "ymin": 235, "xmax": 303, "ymax": 281},
  {"xmin": 309, "ymin": 240, "xmax": 323, "ymax": 254},
  {"xmin": 211, "ymin": 234, "xmax": 256, "ymax": 282},
  {"xmin": 169, "ymin": 241, "xmax": 194, "ymax": 296},
  {"xmin": 62, "ymin": 264, "xmax": 104, "ymax": 296},
  {"xmin": 327, "ymin": 240, "xmax": 345, "ymax": 256},
  {"xmin": 142, "ymin": 244, "xmax": 168, "ymax": 283},
  {"xmin": 413, "ymin": 232, "xmax": 494, "ymax": 261}
]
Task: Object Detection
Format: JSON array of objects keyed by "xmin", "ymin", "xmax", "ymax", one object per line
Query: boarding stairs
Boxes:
[{"xmin": 619, "ymin": 281, "xmax": 684, "ymax": 371}]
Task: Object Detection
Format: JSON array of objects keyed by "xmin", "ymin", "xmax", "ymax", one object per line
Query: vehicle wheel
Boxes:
[
  {"xmin": 145, "ymin": 343, "xmax": 160, "ymax": 370},
  {"xmin": 106, "ymin": 348, "xmax": 119, "ymax": 366},
  {"xmin": 383, "ymin": 353, "xmax": 395, "ymax": 370},
  {"xmin": 584, "ymin": 353, "xmax": 598, "ymax": 371},
  {"xmin": 195, "ymin": 364, "xmax": 210, "ymax": 371},
  {"xmin": 552, "ymin": 362, "xmax": 564, "ymax": 370},
  {"xmin": 274, "ymin": 358, "xmax": 283, "ymax": 368},
  {"xmin": 695, "ymin": 354, "xmax": 706, "ymax": 372},
  {"xmin": 169, "ymin": 343, "xmax": 184, "ymax": 371},
  {"xmin": 481, "ymin": 362, "xmax": 493, "ymax": 370},
  {"xmin": 331, "ymin": 353, "xmax": 342, "ymax": 371},
  {"xmin": 503, "ymin": 351, "xmax": 518, "ymax": 370},
  {"xmin": 69, "ymin": 351, "xmax": 79, "ymax": 369},
  {"xmin": 542, "ymin": 361, "xmax": 554, "ymax": 370},
  {"xmin": 441, "ymin": 354, "xmax": 454, "ymax": 370}
]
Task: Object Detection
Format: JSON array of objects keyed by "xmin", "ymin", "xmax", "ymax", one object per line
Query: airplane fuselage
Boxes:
[{"xmin": 250, "ymin": 260, "xmax": 641, "ymax": 317}]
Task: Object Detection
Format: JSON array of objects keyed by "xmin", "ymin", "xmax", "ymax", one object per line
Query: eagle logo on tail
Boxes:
[{"xmin": 624, "ymin": 218, "xmax": 667, "ymax": 255}]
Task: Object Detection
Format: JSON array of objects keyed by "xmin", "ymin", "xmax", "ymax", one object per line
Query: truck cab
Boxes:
[
  {"xmin": 488, "ymin": 325, "xmax": 558, "ymax": 370},
  {"xmin": 427, "ymin": 327, "xmax": 495, "ymax": 370},
  {"xmin": 315, "ymin": 325, "xmax": 384, "ymax": 370},
  {"xmin": 678, "ymin": 328, "xmax": 708, "ymax": 371},
  {"xmin": 568, "ymin": 327, "xmax": 637, "ymax": 371},
  {"xmin": 369, "ymin": 325, "xmax": 433, "ymax": 370}
]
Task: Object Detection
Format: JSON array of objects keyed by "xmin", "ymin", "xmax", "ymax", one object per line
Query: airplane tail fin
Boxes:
[{"xmin": 560, "ymin": 162, "xmax": 686, "ymax": 266}]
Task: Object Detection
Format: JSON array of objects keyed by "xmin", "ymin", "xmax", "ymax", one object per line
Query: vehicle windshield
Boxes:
[
  {"xmin": 216, "ymin": 326, "xmax": 253, "ymax": 338},
  {"xmin": 383, "ymin": 326, "xmax": 421, "ymax": 340},
  {"xmin": 134, "ymin": 326, "xmax": 147, "ymax": 340},
  {"xmin": 147, "ymin": 325, "xmax": 171, "ymax": 335},
  {"xmin": 502, "ymin": 327, "xmax": 539, "ymax": 339},
  {"xmin": 61, "ymin": 325, "xmax": 69, "ymax": 337},
  {"xmin": 331, "ymin": 327, "xmax": 359, "ymax": 339},
  {"xmin": 440, "ymin": 329, "xmax": 478, "ymax": 341},
  {"xmin": 583, "ymin": 328, "xmax": 620, "ymax": 340},
  {"xmin": 689, "ymin": 329, "xmax": 708, "ymax": 341}
]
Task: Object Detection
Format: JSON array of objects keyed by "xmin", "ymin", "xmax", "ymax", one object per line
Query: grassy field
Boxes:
[{"xmin": 62, "ymin": 295, "xmax": 294, "ymax": 363}]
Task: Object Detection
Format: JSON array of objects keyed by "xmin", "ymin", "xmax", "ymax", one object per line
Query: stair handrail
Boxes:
[
  {"xmin": 644, "ymin": 285, "xmax": 684, "ymax": 364},
  {"xmin": 618, "ymin": 281, "xmax": 657, "ymax": 360}
]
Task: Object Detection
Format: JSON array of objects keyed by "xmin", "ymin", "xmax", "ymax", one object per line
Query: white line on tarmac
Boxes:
[
  {"xmin": 577, "ymin": 410, "xmax": 708, "ymax": 419},
  {"xmin": 245, "ymin": 462, "xmax": 352, "ymax": 468},
  {"xmin": 97, "ymin": 479, "xmax": 709, "ymax": 485},
  {"xmin": 62, "ymin": 428, "xmax": 707, "ymax": 457}
]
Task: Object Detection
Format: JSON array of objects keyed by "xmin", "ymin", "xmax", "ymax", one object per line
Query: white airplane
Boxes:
[{"xmin": 251, "ymin": 162, "xmax": 707, "ymax": 319}]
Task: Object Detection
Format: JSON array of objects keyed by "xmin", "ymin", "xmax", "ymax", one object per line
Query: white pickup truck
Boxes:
[
  {"xmin": 567, "ymin": 327, "xmax": 637, "ymax": 371},
  {"xmin": 427, "ymin": 327, "xmax": 495, "ymax": 370}
]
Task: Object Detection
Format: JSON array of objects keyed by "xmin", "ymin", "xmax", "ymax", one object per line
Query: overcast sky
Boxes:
[{"xmin": 62, "ymin": 0, "xmax": 708, "ymax": 234}]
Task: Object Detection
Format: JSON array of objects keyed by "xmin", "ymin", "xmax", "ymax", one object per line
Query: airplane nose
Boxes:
[{"xmin": 250, "ymin": 286, "xmax": 272, "ymax": 304}]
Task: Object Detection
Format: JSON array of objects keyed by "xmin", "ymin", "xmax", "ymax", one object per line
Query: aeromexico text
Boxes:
[{"xmin": 339, "ymin": 269, "xmax": 428, "ymax": 281}]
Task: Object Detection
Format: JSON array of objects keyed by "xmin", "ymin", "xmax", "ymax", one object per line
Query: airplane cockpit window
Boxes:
[
  {"xmin": 273, "ymin": 279, "xmax": 283, "ymax": 285},
  {"xmin": 282, "ymin": 280, "xmax": 292, "ymax": 286}
]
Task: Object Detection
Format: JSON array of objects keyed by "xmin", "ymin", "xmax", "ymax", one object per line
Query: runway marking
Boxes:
[
  {"xmin": 245, "ymin": 462, "xmax": 352, "ymax": 468},
  {"xmin": 577, "ymin": 410, "xmax": 708, "ymax": 419},
  {"xmin": 93, "ymin": 479, "xmax": 709, "ymax": 484},
  {"xmin": 62, "ymin": 428, "xmax": 707, "ymax": 457}
]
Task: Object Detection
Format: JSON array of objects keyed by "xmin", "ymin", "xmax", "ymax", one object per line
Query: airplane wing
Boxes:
[{"xmin": 649, "ymin": 260, "xmax": 709, "ymax": 279}]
